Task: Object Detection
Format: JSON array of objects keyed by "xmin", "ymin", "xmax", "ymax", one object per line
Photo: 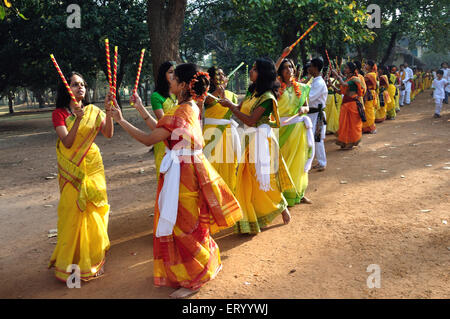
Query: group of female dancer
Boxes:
[
  {"xmin": 48, "ymin": 48, "xmax": 432, "ymax": 297},
  {"xmin": 323, "ymin": 61, "xmax": 433, "ymax": 142}
]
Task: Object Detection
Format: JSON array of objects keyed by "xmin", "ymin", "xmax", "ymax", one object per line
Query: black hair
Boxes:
[
  {"xmin": 366, "ymin": 60, "xmax": 376, "ymax": 71},
  {"xmin": 155, "ymin": 61, "xmax": 176, "ymax": 98},
  {"xmin": 302, "ymin": 62, "xmax": 311, "ymax": 78},
  {"xmin": 174, "ymin": 63, "xmax": 210, "ymax": 100},
  {"xmin": 379, "ymin": 65, "xmax": 389, "ymax": 75},
  {"xmin": 248, "ymin": 57, "xmax": 278, "ymax": 97},
  {"xmin": 277, "ymin": 58, "xmax": 296, "ymax": 83},
  {"xmin": 437, "ymin": 69, "xmax": 444, "ymax": 76},
  {"xmin": 55, "ymin": 72, "xmax": 89, "ymax": 110},
  {"xmin": 346, "ymin": 62, "xmax": 357, "ymax": 75},
  {"xmin": 310, "ymin": 58, "xmax": 324, "ymax": 72},
  {"xmin": 354, "ymin": 61, "xmax": 365, "ymax": 76},
  {"xmin": 207, "ymin": 66, "xmax": 222, "ymax": 93}
]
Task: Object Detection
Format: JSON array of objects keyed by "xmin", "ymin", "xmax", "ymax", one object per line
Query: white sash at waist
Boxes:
[
  {"xmin": 204, "ymin": 117, "xmax": 241, "ymax": 162},
  {"xmin": 156, "ymin": 147, "xmax": 203, "ymax": 237},
  {"xmin": 279, "ymin": 115, "xmax": 315, "ymax": 172}
]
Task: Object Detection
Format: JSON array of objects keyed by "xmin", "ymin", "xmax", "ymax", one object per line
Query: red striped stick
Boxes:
[
  {"xmin": 105, "ymin": 39, "xmax": 113, "ymax": 95},
  {"xmin": 49, "ymin": 54, "xmax": 78, "ymax": 104},
  {"xmin": 131, "ymin": 49, "xmax": 146, "ymax": 106},
  {"xmin": 112, "ymin": 46, "xmax": 118, "ymax": 99},
  {"xmin": 289, "ymin": 22, "xmax": 318, "ymax": 51}
]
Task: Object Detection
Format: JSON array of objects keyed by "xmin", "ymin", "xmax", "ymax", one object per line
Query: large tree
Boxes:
[{"xmin": 147, "ymin": 0, "xmax": 187, "ymax": 80}]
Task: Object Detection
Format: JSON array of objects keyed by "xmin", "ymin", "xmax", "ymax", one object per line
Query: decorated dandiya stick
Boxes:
[
  {"xmin": 288, "ymin": 21, "xmax": 318, "ymax": 52},
  {"xmin": 49, "ymin": 54, "xmax": 78, "ymax": 105},
  {"xmin": 130, "ymin": 48, "xmax": 146, "ymax": 106},
  {"xmin": 105, "ymin": 39, "xmax": 113, "ymax": 94},
  {"xmin": 112, "ymin": 46, "xmax": 118, "ymax": 99},
  {"xmin": 227, "ymin": 62, "xmax": 245, "ymax": 78},
  {"xmin": 207, "ymin": 92, "xmax": 219, "ymax": 101}
]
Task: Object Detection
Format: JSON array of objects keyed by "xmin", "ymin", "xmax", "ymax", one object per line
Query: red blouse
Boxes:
[{"xmin": 52, "ymin": 108, "xmax": 70, "ymax": 129}]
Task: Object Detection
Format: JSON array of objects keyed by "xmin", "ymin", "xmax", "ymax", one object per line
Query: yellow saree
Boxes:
[
  {"xmin": 49, "ymin": 104, "xmax": 110, "ymax": 282},
  {"xmin": 234, "ymin": 91, "xmax": 296, "ymax": 234},
  {"xmin": 203, "ymin": 90, "xmax": 239, "ymax": 192},
  {"xmin": 363, "ymin": 72, "xmax": 377, "ymax": 133},
  {"xmin": 152, "ymin": 92, "xmax": 177, "ymax": 181},
  {"xmin": 278, "ymin": 84, "xmax": 312, "ymax": 205},
  {"xmin": 153, "ymin": 103, "xmax": 242, "ymax": 290},
  {"xmin": 325, "ymin": 79, "xmax": 340, "ymax": 134}
]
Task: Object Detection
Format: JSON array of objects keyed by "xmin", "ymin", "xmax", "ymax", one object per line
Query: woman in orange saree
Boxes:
[
  {"xmin": 49, "ymin": 72, "xmax": 114, "ymax": 283},
  {"xmin": 111, "ymin": 63, "xmax": 242, "ymax": 298},
  {"xmin": 332, "ymin": 62, "xmax": 365, "ymax": 150},
  {"xmin": 363, "ymin": 61, "xmax": 378, "ymax": 134}
]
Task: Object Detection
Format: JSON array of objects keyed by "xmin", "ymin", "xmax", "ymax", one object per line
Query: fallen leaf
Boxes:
[
  {"xmin": 425, "ymin": 164, "xmax": 432, "ymax": 167},
  {"xmin": 340, "ymin": 181, "xmax": 348, "ymax": 184},
  {"xmin": 47, "ymin": 233, "xmax": 57, "ymax": 238},
  {"xmin": 400, "ymin": 175, "xmax": 405, "ymax": 178},
  {"xmin": 44, "ymin": 204, "xmax": 53, "ymax": 208},
  {"xmin": 420, "ymin": 209, "xmax": 431, "ymax": 213},
  {"xmin": 289, "ymin": 269, "xmax": 296, "ymax": 274},
  {"xmin": 45, "ymin": 176, "xmax": 55, "ymax": 180}
]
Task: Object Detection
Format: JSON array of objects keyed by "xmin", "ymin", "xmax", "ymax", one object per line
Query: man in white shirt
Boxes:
[
  {"xmin": 400, "ymin": 61, "xmax": 414, "ymax": 106},
  {"xmin": 306, "ymin": 58, "xmax": 328, "ymax": 171},
  {"xmin": 440, "ymin": 62, "xmax": 449, "ymax": 104}
]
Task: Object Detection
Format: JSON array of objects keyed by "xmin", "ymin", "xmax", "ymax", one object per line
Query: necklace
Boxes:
[{"xmin": 279, "ymin": 77, "xmax": 302, "ymax": 98}]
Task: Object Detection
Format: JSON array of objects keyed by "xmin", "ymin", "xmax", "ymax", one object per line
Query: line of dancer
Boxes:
[{"xmin": 48, "ymin": 48, "xmax": 434, "ymax": 298}]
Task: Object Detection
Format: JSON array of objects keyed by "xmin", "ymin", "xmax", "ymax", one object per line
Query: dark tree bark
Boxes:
[
  {"xmin": 147, "ymin": 0, "xmax": 187, "ymax": 80},
  {"xmin": 380, "ymin": 32, "xmax": 398, "ymax": 66},
  {"xmin": 8, "ymin": 91, "xmax": 14, "ymax": 114}
]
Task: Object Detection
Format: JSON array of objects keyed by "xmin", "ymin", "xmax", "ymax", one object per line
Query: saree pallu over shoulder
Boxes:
[
  {"xmin": 56, "ymin": 104, "xmax": 107, "ymax": 211},
  {"xmin": 49, "ymin": 104, "xmax": 110, "ymax": 282},
  {"xmin": 153, "ymin": 103, "xmax": 242, "ymax": 290}
]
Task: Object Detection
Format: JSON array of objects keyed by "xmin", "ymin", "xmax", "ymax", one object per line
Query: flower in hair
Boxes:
[{"xmin": 189, "ymin": 71, "xmax": 210, "ymax": 102}]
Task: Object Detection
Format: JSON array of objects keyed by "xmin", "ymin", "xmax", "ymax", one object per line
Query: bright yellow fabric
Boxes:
[
  {"xmin": 203, "ymin": 90, "xmax": 238, "ymax": 192},
  {"xmin": 325, "ymin": 93, "xmax": 339, "ymax": 133},
  {"xmin": 386, "ymin": 84, "xmax": 396, "ymax": 118},
  {"xmin": 49, "ymin": 104, "xmax": 110, "ymax": 282},
  {"xmin": 234, "ymin": 92, "xmax": 295, "ymax": 234},
  {"xmin": 278, "ymin": 84, "xmax": 311, "ymax": 205},
  {"xmin": 154, "ymin": 95, "xmax": 177, "ymax": 181}
]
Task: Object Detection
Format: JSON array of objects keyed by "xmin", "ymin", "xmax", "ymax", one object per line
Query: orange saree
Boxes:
[
  {"xmin": 336, "ymin": 76, "xmax": 364, "ymax": 148},
  {"xmin": 153, "ymin": 103, "xmax": 242, "ymax": 290}
]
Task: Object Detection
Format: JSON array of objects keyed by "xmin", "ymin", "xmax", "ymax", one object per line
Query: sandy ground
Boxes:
[{"xmin": 0, "ymin": 90, "xmax": 449, "ymax": 299}]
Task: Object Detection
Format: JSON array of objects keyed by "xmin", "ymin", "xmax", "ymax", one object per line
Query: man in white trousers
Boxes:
[
  {"xmin": 400, "ymin": 62, "xmax": 414, "ymax": 106},
  {"xmin": 306, "ymin": 58, "xmax": 328, "ymax": 171}
]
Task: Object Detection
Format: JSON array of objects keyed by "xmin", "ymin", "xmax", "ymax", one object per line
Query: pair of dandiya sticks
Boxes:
[{"xmin": 49, "ymin": 38, "xmax": 146, "ymax": 109}]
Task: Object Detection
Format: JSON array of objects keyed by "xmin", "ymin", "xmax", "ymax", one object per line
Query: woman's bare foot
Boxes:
[
  {"xmin": 301, "ymin": 196, "xmax": 312, "ymax": 204},
  {"xmin": 170, "ymin": 287, "xmax": 199, "ymax": 299},
  {"xmin": 281, "ymin": 209, "xmax": 291, "ymax": 225}
]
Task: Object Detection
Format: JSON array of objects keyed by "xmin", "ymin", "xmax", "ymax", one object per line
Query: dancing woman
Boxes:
[
  {"xmin": 49, "ymin": 72, "xmax": 114, "ymax": 282},
  {"xmin": 219, "ymin": 58, "xmax": 294, "ymax": 234},
  {"xmin": 276, "ymin": 58, "xmax": 314, "ymax": 205},
  {"xmin": 332, "ymin": 62, "xmax": 365, "ymax": 149},
  {"xmin": 111, "ymin": 63, "xmax": 242, "ymax": 298},
  {"xmin": 363, "ymin": 61, "xmax": 378, "ymax": 134},
  {"xmin": 150, "ymin": 61, "xmax": 178, "ymax": 180},
  {"xmin": 203, "ymin": 66, "xmax": 240, "ymax": 192}
]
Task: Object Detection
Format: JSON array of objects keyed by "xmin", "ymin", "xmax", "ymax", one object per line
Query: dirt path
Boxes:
[{"xmin": 0, "ymin": 90, "xmax": 448, "ymax": 299}]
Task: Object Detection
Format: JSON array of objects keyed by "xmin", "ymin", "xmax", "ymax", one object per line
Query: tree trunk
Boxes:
[
  {"xmin": 147, "ymin": 0, "xmax": 187, "ymax": 80},
  {"xmin": 36, "ymin": 91, "xmax": 45, "ymax": 108},
  {"xmin": 380, "ymin": 32, "xmax": 398, "ymax": 66},
  {"xmin": 8, "ymin": 91, "xmax": 14, "ymax": 114},
  {"xmin": 92, "ymin": 75, "xmax": 99, "ymax": 103}
]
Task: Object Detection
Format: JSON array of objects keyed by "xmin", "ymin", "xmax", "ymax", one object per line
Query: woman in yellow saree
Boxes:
[
  {"xmin": 375, "ymin": 67, "xmax": 387, "ymax": 123},
  {"xmin": 150, "ymin": 61, "xmax": 178, "ymax": 181},
  {"xmin": 325, "ymin": 78, "xmax": 340, "ymax": 134},
  {"xmin": 363, "ymin": 61, "xmax": 378, "ymax": 133},
  {"xmin": 49, "ymin": 72, "xmax": 114, "ymax": 282},
  {"xmin": 219, "ymin": 58, "xmax": 295, "ymax": 234},
  {"xmin": 111, "ymin": 63, "xmax": 242, "ymax": 298},
  {"xmin": 276, "ymin": 58, "xmax": 313, "ymax": 205},
  {"xmin": 384, "ymin": 66, "xmax": 397, "ymax": 120},
  {"xmin": 332, "ymin": 62, "xmax": 365, "ymax": 149},
  {"xmin": 203, "ymin": 66, "xmax": 240, "ymax": 192},
  {"xmin": 378, "ymin": 71, "xmax": 392, "ymax": 122}
]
